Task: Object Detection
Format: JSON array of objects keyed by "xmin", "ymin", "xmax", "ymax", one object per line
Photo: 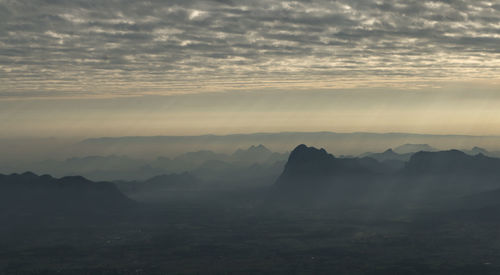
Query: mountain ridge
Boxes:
[{"xmin": 276, "ymin": 145, "xmax": 500, "ymax": 193}]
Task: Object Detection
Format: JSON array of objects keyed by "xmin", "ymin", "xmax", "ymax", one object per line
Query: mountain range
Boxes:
[
  {"xmin": 10, "ymin": 144, "xmax": 288, "ymax": 182},
  {"xmin": 6, "ymin": 143, "xmax": 500, "ymax": 216},
  {"xmin": 405, "ymin": 150, "xmax": 500, "ymax": 175},
  {"xmin": 276, "ymin": 144, "xmax": 500, "ymax": 206},
  {"xmin": 77, "ymin": 132, "xmax": 500, "ymax": 158}
]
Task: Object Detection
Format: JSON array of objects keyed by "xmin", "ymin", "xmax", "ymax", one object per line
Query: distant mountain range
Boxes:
[
  {"xmin": 13, "ymin": 144, "xmax": 288, "ymax": 182},
  {"xmin": 360, "ymin": 148, "xmax": 411, "ymax": 162},
  {"xmin": 174, "ymin": 144, "xmax": 288, "ymax": 165},
  {"xmin": 77, "ymin": 132, "xmax": 500, "ymax": 158},
  {"xmin": 393, "ymin": 144, "xmax": 437, "ymax": 154}
]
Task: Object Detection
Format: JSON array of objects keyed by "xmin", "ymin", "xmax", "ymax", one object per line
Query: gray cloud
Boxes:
[{"xmin": 0, "ymin": 0, "xmax": 499, "ymax": 97}]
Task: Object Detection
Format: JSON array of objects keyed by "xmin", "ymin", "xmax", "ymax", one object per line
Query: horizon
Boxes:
[
  {"xmin": 5, "ymin": 129, "xmax": 500, "ymax": 141},
  {"xmin": 83, "ymin": 130, "xmax": 500, "ymax": 139}
]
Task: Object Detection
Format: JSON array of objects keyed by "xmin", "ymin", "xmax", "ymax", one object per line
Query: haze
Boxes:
[{"xmin": 4, "ymin": 1, "xmax": 500, "ymax": 274}]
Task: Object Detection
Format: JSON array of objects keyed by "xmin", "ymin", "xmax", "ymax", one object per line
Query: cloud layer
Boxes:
[{"xmin": 1, "ymin": 0, "xmax": 499, "ymax": 97}]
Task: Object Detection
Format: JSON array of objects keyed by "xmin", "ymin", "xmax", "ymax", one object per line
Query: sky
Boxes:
[{"xmin": 0, "ymin": 0, "xmax": 499, "ymax": 137}]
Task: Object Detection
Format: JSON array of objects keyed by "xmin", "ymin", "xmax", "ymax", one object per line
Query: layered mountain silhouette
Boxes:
[
  {"xmin": 30, "ymin": 155, "xmax": 164, "ymax": 181},
  {"xmin": 393, "ymin": 143, "xmax": 436, "ymax": 154},
  {"xmin": 233, "ymin": 144, "xmax": 271, "ymax": 159},
  {"xmin": 231, "ymin": 144, "xmax": 288, "ymax": 164},
  {"xmin": 78, "ymin": 132, "xmax": 500, "ymax": 159},
  {"xmin": 276, "ymin": 145, "xmax": 500, "ymax": 198},
  {"xmin": 0, "ymin": 172, "xmax": 132, "ymax": 216},
  {"xmin": 405, "ymin": 150, "xmax": 500, "ymax": 175},
  {"xmin": 361, "ymin": 148, "xmax": 412, "ymax": 162},
  {"xmin": 467, "ymin": 146, "xmax": 489, "ymax": 156},
  {"xmin": 275, "ymin": 145, "xmax": 376, "ymax": 189},
  {"xmin": 11, "ymin": 144, "xmax": 288, "ymax": 183},
  {"xmin": 460, "ymin": 146, "xmax": 500, "ymax": 158}
]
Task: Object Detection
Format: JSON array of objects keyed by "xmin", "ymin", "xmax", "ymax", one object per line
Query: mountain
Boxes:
[
  {"xmin": 361, "ymin": 148, "xmax": 412, "ymax": 162},
  {"xmin": 232, "ymin": 144, "xmax": 288, "ymax": 164},
  {"xmin": 464, "ymin": 147, "xmax": 500, "ymax": 158},
  {"xmin": 275, "ymin": 145, "xmax": 500, "ymax": 205},
  {"xmin": 393, "ymin": 144, "xmax": 437, "ymax": 154},
  {"xmin": 467, "ymin": 146, "xmax": 489, "ymax": 156},
  {"xmin": 404, "ymin": 150, "xmax": 500, "ymax": 175},
  {"xmin": 0, "ymin": 172, "xmax": 133, "ymax": 216},
  {"xmin": 460, "ymin": 146, "xmax": 500, "ymax": 158},
  {"xmin": 358, "ymin": 149, "xmax": 410, "ymax": 170},
  {"xmin": 275, "ymin": 144, "xmax": 375, "ymax": 189},
  {"xmin": 8, "ymin": 145, "xmax": 287, "ymax": 182},
  {"xmin": 29, "ymin": 155, "xmax": 163, "ymax": 181},
  {"xmin": 396, "ymin": 150, "xmax": 500, "ymax": 201},
  {"xmin": 278, "ymin": 145, "xmax": 500, "ymax": 184}
]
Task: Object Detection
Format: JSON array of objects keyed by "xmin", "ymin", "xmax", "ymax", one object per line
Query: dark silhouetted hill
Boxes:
[
  {"xmin": 0, "ymin": 172, "xmax": 133, "ymax": 217},
  {"xmin": 277, "ymin": 145, "xmax": 500, "ymax": 186},
  {"xmin": 275, "ymin": 144, "xmax": 376, "ymax": 189},
  {"xmin": 404, "ymin": 150, "xmax": 500, "ymax": 175},
  {"xmin": 29, "ymin": 155, "xmax": 164, "ymax": 181},
  {"xmin": 275, "ymin": 145, "xmax": 500, "ymax": 206}
]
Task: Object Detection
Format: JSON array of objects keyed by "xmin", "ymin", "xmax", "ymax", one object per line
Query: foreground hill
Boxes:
[{"xmin": 0, "ymin": 172, "xmax": 133, "ymax": 217}]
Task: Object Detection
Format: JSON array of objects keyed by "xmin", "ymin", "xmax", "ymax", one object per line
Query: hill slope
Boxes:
[{"xmin": 0, "ymin": 172, "xmax": 133, "ymax": 216}]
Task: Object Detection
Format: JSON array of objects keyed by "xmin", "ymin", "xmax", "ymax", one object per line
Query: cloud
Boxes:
[{"xmin": 0, "ymin": 0, "xmax": 499, "ymax": 98}]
